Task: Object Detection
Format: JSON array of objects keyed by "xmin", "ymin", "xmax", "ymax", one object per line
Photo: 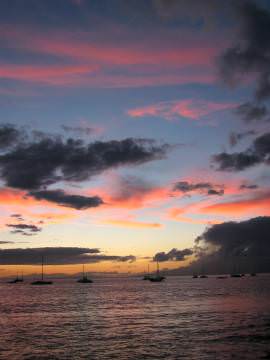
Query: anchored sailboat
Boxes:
[
  {"xmin": 77, "ymin": 265, "xmax": 93, "ymax": 283},
  {"xmin": 149, "ymin": 261, "xmax": 165, "ymax": 282},
  {"xmin": 31, "ymin": 256, "xmax": 53, "ymax": 285},
  {"xmin": 143, "ymin": 264, "xmax": 151, "ymax": 280},
  {"xmin": 8, "ymin": 271, "xmax": 24, "ymax": 284}
]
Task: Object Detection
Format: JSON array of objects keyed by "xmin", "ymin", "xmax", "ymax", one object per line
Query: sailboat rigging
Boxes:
[
  {"xmin": 77, "ymin": 265, "xmax": 93, "ymax": 283},
  {"xmin": 149, "ymin": 261, "xmax": 165, "ymax": 282},
  {"xmin": 31, "ymin": 256, "xmax": 53, "ymax": 285}
]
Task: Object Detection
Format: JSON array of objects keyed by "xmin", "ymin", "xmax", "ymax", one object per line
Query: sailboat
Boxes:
[
  {"xmin": 77, "ymin": 265, "xmax": 93, "ymax": 283},
  {"xmin": 230, "ymin": 256, "xmax": 242, "ymax": 278},
  {"xmin": 199, "ymin": 264, "xmax": 208, "ymax": 278},
  {"xmin": 143, "ymin": 264, "xmax": 151, "ymax": 280},
  {"xmin": 149, "ymin": 261, "xmax": 165, "ymax": 282},
  {"xmin": 31, "ymin": 256, "xmax": 53, "ymax": 285},
  {"xmin": 8, "ymin": 271, "xmax": 24, "ymax": 284}
]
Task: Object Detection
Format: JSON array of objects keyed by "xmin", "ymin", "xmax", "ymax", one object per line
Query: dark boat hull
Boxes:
[
  {"xmin": 149, "ymin": 276, "xmax": 165, "ymax": 282},
  {"xmin": 8, "ymin": 279, "xmax": 24, "ymax": 284},
  {"xmin": 143, "ymin": 275, "xmax": 151, "ymax": 280},
  {"xmin": 77, "ymin": 279, "xmax": 93, "ymax": 283},
  {"xmin": 31, "ymin": 280, "xmax": 53, "ymax": 285}
]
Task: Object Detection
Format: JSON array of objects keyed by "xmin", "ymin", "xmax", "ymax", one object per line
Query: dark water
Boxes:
[{"xmin": 0, "ymin": 275, "xmax": 270, "ymax": 360}]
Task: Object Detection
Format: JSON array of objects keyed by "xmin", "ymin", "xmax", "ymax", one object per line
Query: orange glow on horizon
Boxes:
[{"xmin": 101, "ymin": 219, "xmax": 163, "ymax": 229}]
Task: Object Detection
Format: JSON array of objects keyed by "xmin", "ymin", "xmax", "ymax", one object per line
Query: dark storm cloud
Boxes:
[
  {"xmin": 193, "ymin": 217, "xmax": 270, "ymax": 272},
  {"xmin": 219, "ymin": 2, "xmax": 270, "ymax": 101},
  {"xmin": 229, "ymin": 130, "xmax": 256, "ymax": 147},
  {"xmin": 6, "ymin": 223, "xmax": 42, "ymax": 233},
  {"xmin": 153, "ymin": 248, "xmax": 193, "ymax": 262},
  {"xmin": 173, "ymin": 217, "xmax": 270, "ymax": 275},
  {"xmin": 235, "ymin": 102, "xmax": 268, "ymax": 123},
  {"xmin": 165, "ymin": 216, "xmax": 270, "ymax": 275},
  {"xmin": 213, "ymin": 132, "xmax": 270, "ymax": 171},
  {"xmin": 29, "ymin": 189, "xmax": 104, "ymax": 210},
  {"xmin": 0, "ymin": 135, "xmax": 168, "ymax": 190},
  {"xmin": 0, "ymin": 124, "xmax": 21, "ymax": 149},
  {"xmin": 0, "ymin": 247, "xmax": 136, "ymax": 265},
  {"xmin": 195, "ymin": 216, "xmax": 270, "ymax": 255},
  {"xmin": 173, "ymin": 181, "xmax": 224, "ymax": 196},
  {"xmin": 217, "ymin": 0, "xmax": 270, "ymax": 145},
  {"xmin": 61, "ymin": 125, "xmax": 94, "ymax": 136}
]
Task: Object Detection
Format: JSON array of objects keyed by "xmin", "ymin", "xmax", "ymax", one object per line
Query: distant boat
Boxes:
[
  {"xmin": 8, "ymin": 271, "xmax": 24, "ymax": 284},
  {"xmin": 216, "ymin": 276, "xmax": 227, "ymax": 279},
  {"xmin": 143, "ymin": 264, "xmax": 151, "ymax": 280},
  {"xmin": 77, "ymin": 265, "xmax": 93, "ymax": 283},
  {"xmin": 192, "ymin": 274, "xmax": 198, "ymax": 278},
  {"xmin": 149, "ymin": 261, "xmax": 165, "ymax": 282},
  {"xmin": 199, "ymin": 264, "xmax": 208, "ymax": 278},
  {"xmin": 230, "ymin": 274, "xmax": 242, "ymax": 278},
  {"xmin": 250, "ymin": 273, "xmax": 257, "ymax": 277},
  {"xmin": 31, "ymin": 256, "xmax": 53, "ymax": 285}
]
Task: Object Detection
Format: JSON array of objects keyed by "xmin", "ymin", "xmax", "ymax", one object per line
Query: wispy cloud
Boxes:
[
  {"xmin": 128, "ymin": 99, "xmax": 236, "ymax": 121},
  {"xmin": 102, "ymin": 219, "xmax": 162, "ymax": 229},
  {"xmin": 201, "ymin": 190, "xmax": 270, "ymax": 217}
]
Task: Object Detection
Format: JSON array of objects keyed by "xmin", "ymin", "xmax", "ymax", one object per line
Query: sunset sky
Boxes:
[{"xmin": 0, "ymin": 0, "xmax": 270, "ymax": 275}]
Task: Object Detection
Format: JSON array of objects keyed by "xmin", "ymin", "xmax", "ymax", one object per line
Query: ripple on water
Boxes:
[{"xmin": 0, "ymin": 275, "xmax": 270, "ymax": 359}]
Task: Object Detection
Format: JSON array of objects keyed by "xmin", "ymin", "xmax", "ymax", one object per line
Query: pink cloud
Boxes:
[
  {"xmin": 0, "ymin": 64, "xmax": 99, "ymax": 85},
  {"xmin": 0, "ymin": 25, "xmax": 218, "ymax": 88},
  {"xmin": 128, "ymin": 99, "xmax": 237, "ymax": 120},
  {"xmin": 201, "ymin": 190, "xmax": 270, "ymax": 217},
  {"xmin": 5, "ymin": 27, "xmax": 217, "ymax": 67}
]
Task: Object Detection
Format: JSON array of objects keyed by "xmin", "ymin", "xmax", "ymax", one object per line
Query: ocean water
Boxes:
[{"xmin": 0, "ymin": 275, "xmax": 269, "ymax": 360}]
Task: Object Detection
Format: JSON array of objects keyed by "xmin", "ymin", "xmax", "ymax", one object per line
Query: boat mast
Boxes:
[
  {"xmin": 41, "ymin": 256, "xmax": 44, "ymax": 281},
  {"xmin": 156, "ymin": 261, "xmax": 160, "ymax": 276}
]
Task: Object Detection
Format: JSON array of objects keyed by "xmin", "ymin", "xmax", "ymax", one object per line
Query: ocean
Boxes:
[{"xmin": 0, "ymin": 274, "xmax": 269, "ymax": 359}]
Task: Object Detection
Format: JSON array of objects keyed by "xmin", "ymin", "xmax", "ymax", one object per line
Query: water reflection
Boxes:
[{"xmin": 0, "ymin": 275, "xmax": 269, "ymax": 359}]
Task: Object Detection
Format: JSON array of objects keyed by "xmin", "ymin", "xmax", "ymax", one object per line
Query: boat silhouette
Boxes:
[
  {"xmin": 77, "ymin": 265, "xmax": 93, "ymax": 283},
  {"xmin": 143, "ymin": 264, "xmax": 151, "ymax": 280},
  {"xmin": 149, "ymin": 261, "xmax": 165, "ymax": 282},
  {"xmin": 8, "ymin": 271, "xmax": 24, "ymax": 284},
  {"xmin": 230, "ymin": 274, "xmax": 242, "ymax": 278},
  {"xmin": 31, "ymin": 256, "xmax": 53, "ymax": 285}
]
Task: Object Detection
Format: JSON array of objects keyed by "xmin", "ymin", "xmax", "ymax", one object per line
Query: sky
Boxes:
[{"xmin": 0, "ymin": 0, "xmax": 270, "ymax": 276}]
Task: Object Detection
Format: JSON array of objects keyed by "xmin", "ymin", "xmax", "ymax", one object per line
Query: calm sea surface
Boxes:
[{"xmin": 0, "ymin": 275, "xmax": 270, "ymax": 360}]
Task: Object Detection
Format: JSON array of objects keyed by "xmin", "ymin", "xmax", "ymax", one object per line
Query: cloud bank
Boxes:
[{"xmin": 0, "ymin": 247, "xmax": 136, "ymax": 265}]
